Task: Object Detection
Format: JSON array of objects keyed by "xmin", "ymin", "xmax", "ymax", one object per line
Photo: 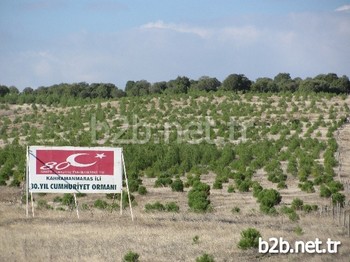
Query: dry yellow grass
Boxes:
[{"xmin": 1, "ymin": 184, "xmax": 350, "ymax": 262}]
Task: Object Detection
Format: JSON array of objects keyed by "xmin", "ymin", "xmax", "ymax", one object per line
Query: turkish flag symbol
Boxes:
[{"xmin": 36, "ymin": 150, "xmax": 114, "ymax": 175}]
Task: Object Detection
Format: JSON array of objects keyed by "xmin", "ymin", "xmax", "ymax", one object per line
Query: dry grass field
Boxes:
[{"xmin": 1, "ymin": 174, "xmax": 350, "ymax": 262}]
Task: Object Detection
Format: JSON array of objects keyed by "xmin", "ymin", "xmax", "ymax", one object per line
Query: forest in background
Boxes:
[{"xmin": 0, "ymin": 73, "xmax": 349, "ymax": 106}]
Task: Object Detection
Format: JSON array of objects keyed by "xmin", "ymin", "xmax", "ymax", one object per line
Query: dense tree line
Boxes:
[{"xmin": 0, "ymin": 73, "xmax": 349, "ymax": 105}]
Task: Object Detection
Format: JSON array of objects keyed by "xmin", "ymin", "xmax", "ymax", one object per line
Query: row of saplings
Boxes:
[{"xmin": 33, "ymin": 170, "xmax": 345, "ymax": 218}]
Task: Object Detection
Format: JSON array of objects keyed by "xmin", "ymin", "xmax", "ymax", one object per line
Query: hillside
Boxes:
[{"xmin": 0, "ymin": 92, "xmax": 350, "ymax": 261}]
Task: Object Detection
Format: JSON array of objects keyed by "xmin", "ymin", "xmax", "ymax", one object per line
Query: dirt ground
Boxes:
[{"xmin": 1, "ymin": 182, "xmax": 350, "ymax": 262}]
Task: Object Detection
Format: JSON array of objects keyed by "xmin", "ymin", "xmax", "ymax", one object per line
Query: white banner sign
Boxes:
[{"xmin": 28, "ymin": 146, "xmax": 123, "ymax": 193}]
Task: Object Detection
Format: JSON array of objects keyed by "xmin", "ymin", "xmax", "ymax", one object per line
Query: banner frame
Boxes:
[{"xmin": 25, "ymin": 146, "xmax": 133, "ymax": 221}]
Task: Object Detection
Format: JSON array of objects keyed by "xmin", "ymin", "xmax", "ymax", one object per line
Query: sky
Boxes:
[{"xmin": 0, "ymin": 0, "xmax": 350, "ymax": 90}]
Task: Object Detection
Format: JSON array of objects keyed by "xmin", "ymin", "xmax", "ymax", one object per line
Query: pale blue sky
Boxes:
[{"xmin": 1, "ymin": 0, "xmax": 350, "ymax": 90}]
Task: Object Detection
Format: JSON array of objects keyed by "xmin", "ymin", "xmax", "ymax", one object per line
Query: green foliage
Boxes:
[
  {"xmin": 127, "ymin": 171, "xmax": 143, "ymax": 192},
  {"xmin": 145, "ymin": 201, "xmax": 165, "ymax": 212},
  {"xmin": 94, "ymin": 199, "xmax": 108, "ymax": 209},
  {"xmin": 320, "ymin": 184, "xmax": 332, "ymax": 198},
  {"xmin": 165, "ymin": 202, "xmax": 180, "ymax": 212},
  {"xmin": 327, "ymin": 180, "xmax": 344, "ymax": 193},
  {"xmin": 231, "ymin": 206, "xmax": 240, "ymax": 213},
  {"xmin": 213, "ymin": 178, "xmax": 223, "ymax": 189},
  {"xmin": 227, "ymin": 184, "xmax": 235, "ymax": 193},
  {"xmin": 237, "ymin": 228, "xmax": 262, "ymax": 250},
  {"xmin": 171, "ymin": 178, "xmax": 184, "ymax": 192},
  {"xmin": 252, "ymin": 183, "xmax": 263, "ymax": 198},
  {"xmin": 238, "ymin": 180, "xmax": 251, "ymax": 192},
  {"xmin": 303, "ymin": 204, "xmax": 313, "ymax": 213},
  {"xmin": 195, "ymin": 253, "xmax": 215, "ymax": 262},
  {"xmin": 291, "ymin": 198, "xmax": 304, "ymax": 210},
  {"xmin": 154, "ymin": 173, "xmax": 173, "ymax": 187},
  {"xmin": 332, "ymin": 193, "xmax": 345, "ymax": 207},
  {"xmin": 145, "ymin": 201, "xmax": 179, "ymax": 212},
  {"xmin": 62, "ymin": 193, "xmax": 74, "ymax": 207},
  {"xmin": 288, "ymin": 211, "xmax": 300, "ymax": 222},
  {"xmin": 106, "ymin": 193, "xmax": 136, "ymax": 208},
  {"xmin": 188, "ymin": 181, "xmax": 211, "ymax": 212},
  {"xmin": 185, "ymin": 174, "xmax": 201, "ymax": 187},
  {"xmin": 138, "ymin": 185, "xmax": 148, "ymax": 195},
  {"xmin": 123, "ymin": 251, "xmax": 140, "ymax": 262},
  {"xmin": 257, "ymin": 188, "xmax": 281, "ymax": 214},
  {"xmin": 298, "ymin": 181, "xmax": 315, "ymax": 193}
]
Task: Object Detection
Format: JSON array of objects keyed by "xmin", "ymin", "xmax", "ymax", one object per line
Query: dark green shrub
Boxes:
[
  {"xmin": 257, "ymin": 188, "xmax": 281, "ymax": 214},
  {"xmin": 320, "ymin": 184, "xmax": 332, "ymax": 198},
  {"xmin": 238, "ymin": 180, "xmax": 250, "ymax": 192},
  {"xmin": 327, "ymin": 181, "xmax": 344, "ymax": 193},
  {"xmin": 291, "ymin": 198, "xmax": 303, "ymax": 210},
  {"xmin": 185, "ymin": 174, "xmax": 200, "ymax": 187},
  {"xmin": 128, "ymin": 178, "xmax": 141, "ymax": 192},
  {"xmin": 311, "ymin": 204, "xmax": 318, "ymax": 211},
  {"xmin": 76, "ymin": 193, "xmax": 86, "ymax": 197},
  {"xmin": 277, "ymin": 181, "xmax": 287, "ymax": 189},
  {"xmin": 280, "ymin": 205, "xmax": 293, "ymax": 214},
  {"xmin": 213, "ymin": 178, "xmax": 223, "ymax": 189},
  {"xmin": 303, "ymin": 204, "xmax": 313, "ymax": 213},
  {"xmin": 237, "ymin": 228, "xmax": 261, "ymax": 250},
  {"xmin": 155, "ymin": 173, "xmax": 173, "ymax": 187},
  {"xmin": 188, "ymin": 182, "xmax": 211, "ymax": 212},
  {"xmin": 288, "ymin": 211, "xmax": 300, "ymax": 222},
  {"xmin": 94, "ymin": 199, "xmax": 108, "ymax": 209},
  {"xmin": 298, "ymin": 181, "xmax": 315, "ymax": 193},
  {"xmin": 62, "ymin": 193, "xmax": 74, "ymax": 207},
  {"xmin": 171, "ymin": 178, "xmax": 184, "ymax": 192},
  {"xmin": 165, "ymin": 202, "xmax": 180, "ymax": 212},
  {"xmin": 227, "ymin": 184, "xmax": 235, "ymax": 193},
  {"xmin": 138, "ymin": 185, "xmax": 147, "ymax": 195},
  {"xmin": 252, "ymin": 183, "xmax": 263, "ymax": 198},
  {"xmin": 332, "ymin": 193, "xmax": 345, "ymax": 207},
  {"xmin": 123, "ymin": 250, "xmax": 139, "ymax": 262},
  {"xmin": 145, "ymin": 201, "xmax": 165, "ymax": 212},
  {"xmin": 232, "ymin": 206, "xmax": 240, "ymax": 213},
  {"xmin": 9, "ymin": 178, "xmax": 20, "ymax": 187},
  {"xmin": 145, "ymin": 201, "xmax": 179, "ymax": 212},
  {"xmin": 196, "ymin": 253, "xmax": 215, "ymax": 262}
]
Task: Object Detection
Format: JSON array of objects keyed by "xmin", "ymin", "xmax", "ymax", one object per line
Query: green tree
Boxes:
[
  {"xmin": 0, "ymin": 85, "xmax": 9, "ymax": 97},
  {"xmin": 192, "ymin": 76, "xmax": 221, "ymax": 92},
  {"xmin": 221, "ymin": 74, "xmax": 251, "ymax": 92},
  {"xmin": 251, "ymin": 78, "xmax": 277, "ymax": 92},
  {"xmin": 237, "ymin": 228, "xmax": 261, "ymax": 250},
  {"xmin": 166, "ymin": 76, "xmax": 191, "ymax": 94}
]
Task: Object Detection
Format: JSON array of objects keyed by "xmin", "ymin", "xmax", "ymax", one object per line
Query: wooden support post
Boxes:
[
  {"xmin": 73, "ymin": 193, "xmax": 79, "ymax": 219},
  {"xmin": 344, "ymin": 211, "xmax": 347, "ymax": 227},
  {"xmin": 122, "ymin": 152, "xmax": 134, "ymax": 222},
  {"xmin": 30, "ymin": 192, "xmax": 34, "ymax": 218},
  {"xmin": 348, "ymin": 214, "xmax": 350, "ymax": 237}
]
